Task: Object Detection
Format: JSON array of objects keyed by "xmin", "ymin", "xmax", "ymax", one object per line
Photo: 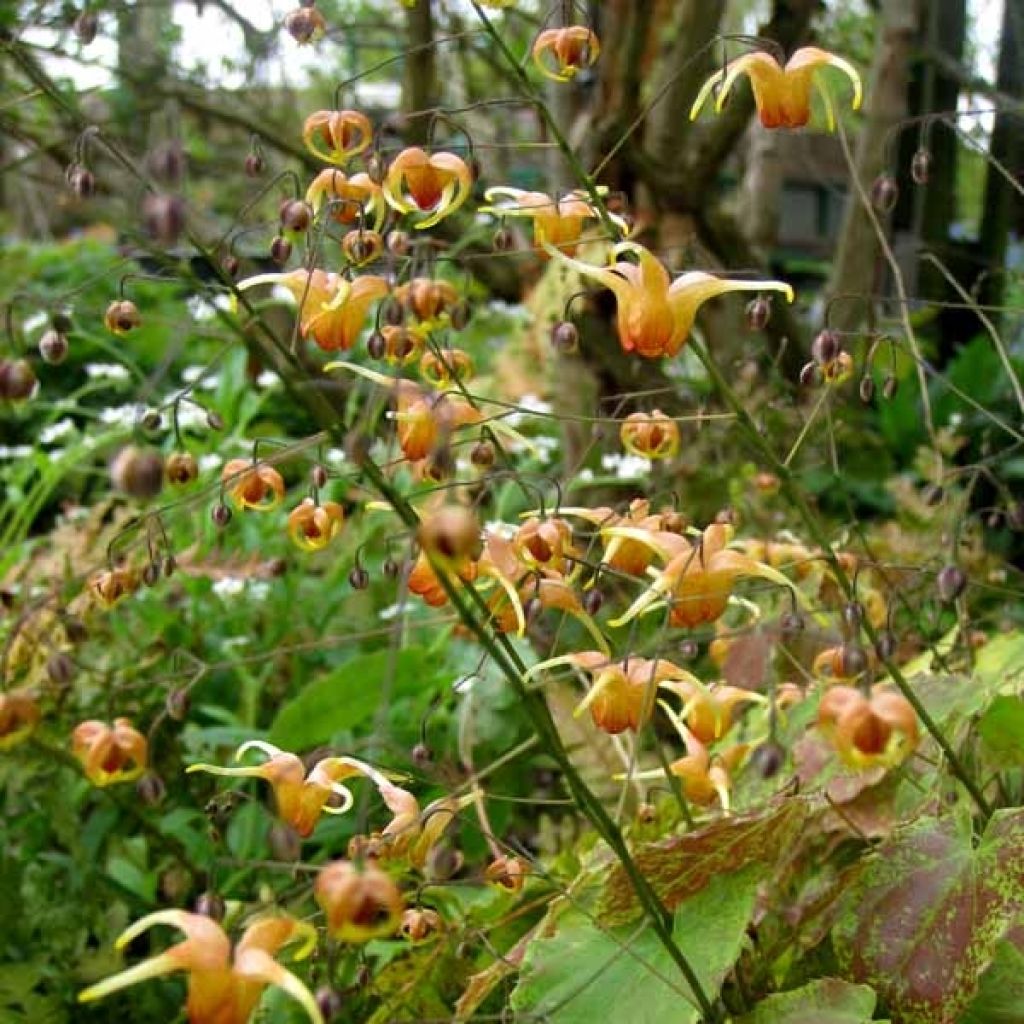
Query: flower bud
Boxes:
[
  {"xmin": 244, "ymin": 152, "xmax": 264, "ymax": 177},
  {"xmin": 551, "ymin": 321, "xmax": 579, "ymax": 353},
  {"xmin": 166, "ymin": 451, "xmax": 199, "ymax": 486},
  {"xmin": 206, "ymin": 410, "xmax": 225, "ymax": 431},
  {"xmin": 284, "ymin": 3, "xmax": 327, "ymax": 44},
  {"xmin": 103, "ymin": 299, "xmax": 141, "ymax": 334},
  {"xmin": 875, "ymin": 630, "xmax": 897, "ymax": 660},
  {"xmin": 147, "ymin": 141, "xmax": 186, "ymax": 185},
  {"xmin": 492, "ymin": 226, "xmax": 515, "ymax": 252},
  {"xmin": 269, "ymin": 822, "xmax": 302, "ymax": 862},
  {"xmin": 678, "ymin": 638, "xmax": 699, "ymax": 661},
  {"xmin": 315, "ymin": 988, "xmax": 343, "ymax": 1021},
  {"xmin": 400, "ymin": 907, "xmax": 443, "ymax": 942},
  {"xmin": 859, "ymin": 375, "xmax": 875, "ymax": 403},
  {"xmin": 882, "ymin": 374, "xmax": 898, "ymax": 400},
  {"xmin": 0, "ymin": 359, "xmax": 37, "ymax": 401},
  {"xmin": 310, "ymin": 464, "xmax": 329, "ymax": 489},
  {"xmin": 163, "ymin": 554, "xmax": 177, "ymax": 577},
  {"xmin": 470, "ymin": 440, "xmax": 495, "ymax": 468},
  {"xmin": 780, "ymin": 611, "xmax": 804, "ymax": 636},
  {"xmin": 270, "ymin": 235, "xmax": 292, "ymax": 265},
  {"xmin": 212, "ymin": 502, "xmax": 232, "ymax": 527},
  {"xmin": 73, "ymin": 10, "xmax": 99, "ymax": 44},
  {"xmin": 38, "ymin": 329, "xmax": 69, "ymax": 364},
  {"xmin": 799, "ymin": 361, "xmax": 818, "ymax": 387},
  {"xmin": 142, "ymin": 562, "xmax": 160, "ymax": 587},
  {"xmin": 936, "ymin": 564, "xmax": 967, "ymax": 603},
  {"xmin": 110, "ymin": 446, "xmax": 164, "ymax": 500},
  {"xmin": 221, "ymin": 254, "xmax": 240, "ymax": 278},
  {"xmin": 136, "ymin": 772, "xmax": 166, "ymax": 806},
  {"xmin": 348, "ymin": 566, "xmax": 370, "ymax": 590},
  {"xmin": 449, "ymin": 301, "xmax": 471, "ymax": 332},
  {"xmin": 751, "ymin": 741, "xmax": 785, "ymax": 779},
  {"xmin": 195, "ymin": 891, "xmax": 225, "ymax": 920},
  {"xmin": 166, "ymin": 688, "xmax": 190, "ymax": 720},
  {"xmin": 67, "ymin": 164, "xmax": 96, "ymax": 198},
  {"xmin": 582, "ymin": 588, "xmax": 604, "ymax": 616},
  {"xmin": 366, "ymin": 152, "xmax": 387, "ymax": 185},
  {"xmin": 838, "ymin": 643, "xmax": 868, "ymax": 678},
  {"xmin": 871, "ymin": 173, "xmax": 899, "ymax": 213},
  {"xmin": 143, "ymin": 192, "xmax": 187, "ymax": 247},
  {"xmin": 910, "ymin": 148, "xmax": 931, "ymax": 185},
  {"xmin": 484, "ymin": 855, "xmax": 527, "ymax": 892},
  {"xmin": 386, "ymin": 230, "xmax": 410, "ymax": 257},
  {"xmin": 382, "ymin": 297, "xmax": 405, "ymax": 327},
  {"xmin": 811, "ymin": 329, "xmax": 841, "ymax": 366},
  {"xmin": 279, "ymin": 198, "xmax": 313, "ymax": 233},
  {"xmin": 46, "ymin": 652, "xmax": 75, "ymax": 686},
  {"xmin": 923, "ymin": 484, "xmax": 944, "ymax": 507},
  {"xmin": 745, "ymin": 295, "xmax": 771, "ymax": 331},
  {"xmin": 141, "ymin": 410, "xmax": 162, "ymax": 432}
]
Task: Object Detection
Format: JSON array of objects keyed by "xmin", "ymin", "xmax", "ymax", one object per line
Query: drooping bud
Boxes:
[
  {"xmin": 871, "ymin": 173, "xmax": 899, "ymax": 213},
  {"xmin": 143, "ymin": 193, "xmax": 187, "ymax": 247},
  {"xmin": 38, "ymin": 328, "xmax": 69, "ymax": 364},
  {"xmin": 110, "ymin": 446, "xmax": 164, "ymax": 500},
  {"xmin": 73, "ymin": 10, "xmax": 99, "ymax": 44},
  {"xmin": 165, "ymin": 451, "xmax": 199, "ymax": 486},
  {"xmin": 745, "ymin": 295, "xmax": 771, "ymax": 331},
  {"xmin": 270, "ymin": 235, "xmax": 292, "ymax": 265},
  {"xmin": 910, "ymin": 148, "xmax": 931, "ymax": 185},
  {"xmin": 751, "ymin": 741, "xmax": 785, "ymax": 779},
  {"xmin": 811, "ymin": 329, "xmax": 841, "ymax": 366},
  {"xmin": 212, "ymin": 502, "xmax": 232, "ymax": 527},
  {"xmin": 66, "ymin": 164, "xmax": 96, "ymax": 198},
  {"xmin": 279, "ymin": 198, "xmax": 313, "ymax": 233},
  {"xmin": 0, "ymin": 359, "xmax": 37, "ymax": 402},
  {"xmin": 166, "ymin": 688, "xmax": 190, "ymax": 720},
  {"xmin": 936, "ymin": 564, "xmax": 967, "ymax": 603},
  {"xmin": 348, "ymin": 566, "xmax": 370, "ymax": 590},
  {"xmin": 417, "ymin": 505, "xmax": 481, "ymax": 567},
  {"xmin": 470, "ymin": 440, "xmax": 495, "ymax": 468},
  {"xmin": 859, "ymin": 375, "xmax": 875, "ymax": 403},
  {"xmin": 195, "ymin": 891, "xmax": 225, "ymax": 920},
  {"xmin": 492, "ymin": 225, "xmax": 515, "ymax": 252},
  {"xmin": 551, "ymin": 321, "xmax": 579, "ymax": 353},
  {"xmin": 103, "ymin": 299, "xmax": 141, "ymax": 335},
  {"xmin": 244, "ymin": 152, "xmax": 264, "ymax": 178},
  {"xmin": 283, "ymin": 3, "xmax": 327, "ymax": 44}
]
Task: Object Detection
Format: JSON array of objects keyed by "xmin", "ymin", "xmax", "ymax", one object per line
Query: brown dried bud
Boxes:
[
  {"xmin": 582, "ymin": 588, "xmax": 604, "ymax": 616},
  {"xmin": 871, "ymin": 173, "xmax": 899, "ymax": 213},
  {"xmin": 143, "ymin": 193, "xmax": 187, "ymax": 247},
  {"xmin": 470, "ymin": 440, "xmax": 495, "ymax": 468},
  {"xmin": 279, "ymin": 198, "xmax": 313, "ymax": 233},
  {"xmin": 103, "ymin": 299, "xmax": 141, "ymax": 334},
  {"xmin": 411, "ymin": 743, "xmax": 432, "ymax": 766},
  {"xmin": 400, "ymin": 907, "xmax": 443, "ymax": 942},
  {"xmin": 142, "ymin": 562, "xmax": 160, "ymax": 587},
  {"xmin": 136, "ymin": 772, "xmax": 166, "ymax": 806},
  {"xmin": 799, "ymin": 361, "xmax": 818, "ymax": 387},
  {"xmin": 311, "ymin": 464, "xmax": 329, "ymax": 489},
  {"xmin": 73, "ymin": 10, "xmax": 99, "ymax": 44},
  {"xmin": 386, "ymin": 230, "xmax": 410, "ymax": 257},
  {"xmin": 195, "ymin": 891, "xmax": 225, "ymax": 920},
  {"xmin": 51, "ymin": 311, "xmax": 73, "ymax": 333},
  {"xmin": 449, "ymin": 300, "xmax": 471, "ymax": 331},
  {"xmin": 751, "ymin": 741, "xmax": 785, "ymax": 779},
  {"xmin": 163, "ymin": 554, "xmax": 177, "ymax": 577},
  {"xmin": 367, "ymin": 330, "xmax": 387, "ymax": 360},
  {"xmin": 110, "ymin": 446, "xmax": 164, "ymax": 500},
  {"xmin": 270, "ymin": 235, "xmax": 293, "ymax": 265},
  {"xmin": 38, "ymin": 329, "xmax": 69, "ymax": 364},
  {"xmin": 46, "ymin": 652, "xmax": 75, "ymax": 686},
  {"xmin": 166, "ymin": 451, "xmax": 199, "ymax": 486},
  {"xmin": 910, "ymin": 148, "xmax": 931, "ymax": 185},
  {"xmin": 382, "ymin": 297, "xmax": 405, "ymax": 327},
  {"xmin": 484, "ymin": 855, "xmax": 527, "ymax": 892},
  {"xmin": 212, "ymin": 502, "xmax": 232, "ymax": 527},
  {"xmin": 348, "ymin": 566, "xmax": 370, "ymax": 590},
  {"xmin": 141, "ymin": 410, "xmax": 162, "ymax": 432}
]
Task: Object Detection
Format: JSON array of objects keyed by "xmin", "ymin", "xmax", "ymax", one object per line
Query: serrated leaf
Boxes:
[
  {"xmin": 269, "ymin": 647, "xmax": 427, "ymax": 750},
  {"xmin": 834, "ymin": 808, "xmax": 1024, "ymax": 1023},
  {"xmin": 511, "ymin": 865, "xmax": 763, "ymax": 1024},
  {"xmin": 736, "ymin": 978, "xmax": 876, "ymax": 1023},
  {"xmin": 978, "ymin": 696, "xmax": 1024, "ymax": 765},
  {"xmin": 597, "ymin": 798, "xmax": 812, "ymax": 925}
]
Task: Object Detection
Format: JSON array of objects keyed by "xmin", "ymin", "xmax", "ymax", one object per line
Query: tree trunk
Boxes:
[{"xmin": 826, "ymin": 0, "xmax": 919, "ymax": 332}]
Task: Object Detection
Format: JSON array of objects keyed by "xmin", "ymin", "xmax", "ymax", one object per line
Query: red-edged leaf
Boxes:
[{"xmin": 834, "ymin": 808, "xmax": 1024, "ymax": 1023}]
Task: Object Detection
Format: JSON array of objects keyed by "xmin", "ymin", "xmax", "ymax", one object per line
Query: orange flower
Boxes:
[
  {"xmin": 813, "ymin": 644, "xmax": 876, "ymax": 682},
  {"xmin": 531, "ymin": 26, "xmax": 600, "ymax": 82},
  {"xmin": 407, "ymin": 549, "xmax": 479, "ymax": 607},
  {"xmin": 382, "ymin": 148, "xmax": 473, "ymax": 229},
  {"xmin": 221, "ymin": 459, "xmax": 285, "ymax": 511},
  {"xmin": 0, "ymin": 689, "xmax": 40, "ymax": 750},
  {"xmin": 691, "ymin": 46, "xmax": 862, "ymax": 130},
  {"xmin": 78, "ymin": 911, "xmax": 321, "ymax": 1024},
  {"xmin": 104, "ymin": 299, "xmax": 141, "ymax": 334},
  {"xmin": 302, "ymin": 109, "xmax": 373, "ymax": 165},
  {"xmin": 394, "ymin": 384, "xmax": 484, "ymax": 461},
  {"xmin": 513, "ymin": 516, "xmax": 578, "ymax": 576},
  {"xmin": 552, "ymin": 242, "xmax": 793, "ymax": 358},
  {"xmin": 305, "ymin": 169, "xmax": 385, "ymax": 228},
  {"xmin": 187, "ymin": 742, "xmax": 386, "ymax": 838},
  {"xmin": 658, "ymin": 678, "xmax": 764, "ymax": 744},
  {"xmin": 420, "ymin": 348, "xmax": 474, "ymax": 388},
  {"xmin": 480, "ymin": 187, "xmax": 626, "ymax": 255},
  {"xmin": 607, "ymin": 523, "xmax": 800, "ymax": 629},
  {"xmin": 620, "ymin": 410, "xmax": 679, "ymax": 460},
  {"xmin": 238, "ymin": 268, "xmax": 388, "ymax": 352},
  {"xmin": 528, "ymin": 653, "xmax": 702, "ymax": 735},
  {"xmin": 287, "ymin": 498, "xmax": 344, "ymax": 552},
  {"xmin": 316, "ymin": 860, "xmax": 403, "ymax": 943},
  {"xmin": 72, "ymin": 718, "xmax": 147, "ymax": 786},
  {"xmin": 818, "ymin": 685, "xmax": 918, "ymax": 769},
  {"xmin": 88, "ymin": 566, "xmax": 140, "ymax": 608},
  {"xmin": 393, "ymin": 277, "xmax": 461, "ymax": 325},
  {"xmin": 485, "ymin": 855, "xmax": 528, "ymax": 892},
  {"xmin": 341, "ymin": 228, "xmax": 384, "ymax": 266}
]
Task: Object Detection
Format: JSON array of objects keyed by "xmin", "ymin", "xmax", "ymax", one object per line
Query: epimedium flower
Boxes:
[
  {"xmin": 420, "ymin": 348, "xmax": 474, "ymax": 388},
  {"xmin": 186, "ymin": 741, "xmax": 390, "ymax": 838},
  {"xmin": 315, "ymin": 860, "xmax": 403, "ymax": 943},
  {"xmin": 72, "ymin": 718, "xmax": 148, "ymax": 786},
  {"xmin": 221, "ymin": 459, "xmax": 286, "ymax": 511},
  {"xmin": 302, "ymin": 109, "xmax": 373, "ymax": 165},
  {"xmin": 0, "ymin": 688, "xmax": 41, "ymax": 750},
  {"xmin": 549, "ymin": 241, "xmax": 793, "ymax": 358},
  {"xmin": 527, "ymin": 653, "xmax": 703, "ymax": 735},
  {"xmin": 287, "ymin": 498, "xmax": 344, "ymax": 552},
  {"xmin": 619, "ymin": 410, "xmax": 680, "ymax": 460},
  {"xmin": 88, "ymin": 566, "xmax": 140, "ymax": 608},
  {"xmin": 479, "ymin": 187, "xmax": 627, "ymax": 255},
  {"xmin": 382, "ymin": 147, "xmax": 473, "ymax": 229},
  {"xmin": 78, "ymin": 911, "xmax": 322, "ymax": 1024},
  {"xmin": 606, "ymin": 522, "xmax": 801, "ymax": 629},
  {"xmin": 305, "ymin": 169, "xmax": 386, "ymax": 228},
  {"xmin": 103, "ymin": 299, "xmax": 141, "ymax": 335},
  {"xmin": 690, "ymin": 46, "xmax": 862, "ymax": 131},
  {"xmin": 658, "ymin": 677, "xmax": 765, "ymax": 745},
  {"xmin": 531, "ymin": 26, "xmax": 600, "ymax": 83},
  {"xmin": 817, "ymin": 685, "xmax": 918, "ymax": 770},
  {"xmin": 238, "ymin": 268, "xmax": 388, "ymax": 352},
  {"xmin": 393, "ymin": 277, "xmax": 461, "ymax": 326},
  {"xmin": 342, "ymin": 228, "xmax": 385, "ymax": 266}
]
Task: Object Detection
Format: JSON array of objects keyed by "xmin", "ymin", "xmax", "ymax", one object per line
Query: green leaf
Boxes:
[
  {"xmin": 269, "ymin": 647, "xmax": 427, "ymax": 750},
  {"xmin": 510, "ymin": 865, "xmax": 763, "ymax": 1024},
  {"xmin": 834, "ymin": 808, "xmax": 1024, "ymax": 1024},
  {"xmin": 973, "ymin": 631, "xmax": 1024, "ymax": 693},
  {"xmin": 736, "ymin": 978, "xmax": 876, "ymax": 1024},
  {"xmin": 978, "ymin": 696, "xmax": 1024, "ymax": 765},
  {"xmin": 958, "ymin": 929, "xmax": 1024, "ymax": 1023}
]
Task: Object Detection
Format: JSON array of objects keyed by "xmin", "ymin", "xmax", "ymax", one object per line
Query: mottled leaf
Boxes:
[
  {"xmin": 958, "ymin": 925, "xmax": 1024, "ymax": 1023},
  {"xmin": 834, "ymin": 808, "xmax": 1024, "ymax": 1023},
  {"xmin": 736, "ymin": 978, "xmax": 876, "ymax": 1024},
  {"xmin": 597, "ymin": 798, "xmax": 812, "ymax": 925},
  {"xmin": 511, "ymin": 865, "xmax": 762, "ymax": 1024},
  {"xmin": 972, "ymin": 631, "xmax": 1024, "ymax": 691}
]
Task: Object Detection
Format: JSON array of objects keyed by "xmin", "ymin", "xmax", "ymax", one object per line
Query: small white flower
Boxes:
[
  {"xmin": 221, "ymin": 635, "xmax": 250, "ymax": 649},
  {"xmin": 181, "ymin": 365, "xmax": 205, "ymax": 383},
  {"xmin": 212, "ymin": 577, "xmax": 246, "ymax": 598},
  {"xmin": 271, "ymin": 284, "xmax": 296, "ymax": 304},
  {"xmin": 84, "ymin": 363, "xmax": 130, "ymax": 381},
  {"xmin": 578, "ymin": 468, "xmax": 594, "ymax": 483},
  {"xmin": 249, "ymin": 581, "xmax": 271, "ymax": 601},
  {"xmin": 39, "ymin": 418, "xmax": 76, "ymax": 444},
  {"xmin": 0, "ymin": 445, "xmax": 33, "ymax": 459},
  {"xmin": 379, "ymin": 602, "xmax": 407, "ymax": 621},
  {"xmin": 99, "ymin": 404, "xmax": 144, "ymax": 427},
  {"xmin": 256, "ymin": 370, "xmax": 282, "ymax": 389},
  {"xmin": 198, "ymin": 454, "xmax": 222, "ymax": 473},
  {"xmin": 485, "ymin": 521, "xmax": 516, "ymax": 539},
  {"xmin": 325, "ymin": 448, "xmax": 347, "ymax": 466},
  {"xmin": 23, "ymin": 312, "xmax": 48, "ymax": 333}
]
